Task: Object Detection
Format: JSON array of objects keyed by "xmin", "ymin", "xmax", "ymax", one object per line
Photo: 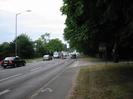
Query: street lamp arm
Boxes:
[
  {"xmin": 16, "ymin": 13, "xmax": 21, "ymax": 16},
  {"xmin": 16, "ymin": 10, "xmax": 31, "ymax": 16}
]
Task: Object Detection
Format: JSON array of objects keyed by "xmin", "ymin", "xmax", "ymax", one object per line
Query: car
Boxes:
[
  {"xmin": 71, "ymin": 54, "xmax": 77, "ymax": 59},
  {"xmin": 0, "ymin": 60, "xmax": 2, "ymax": 65},
  {"xmin": 61, "ymin": 51, "xmax": 68, "ymax": 59},
  {"xmin": 1, "ymin": 56, "xmax": 26, "ymax": 68},
  {"xmin": 43, "ymin": 55, "xmax": 52, "ymax": 61},
  {"xmin": 53, "ymin": 52, "xmax": 60, "ymax": 59}
]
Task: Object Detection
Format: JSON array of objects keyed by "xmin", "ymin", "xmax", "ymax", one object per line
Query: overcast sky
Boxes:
[{"xmin": 0, "ymin": 0, "xmax": 66, "ymax": 44}]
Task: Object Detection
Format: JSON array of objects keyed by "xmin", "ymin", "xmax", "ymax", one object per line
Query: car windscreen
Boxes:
[
  {"xmin": 44, "ymin": 55, "xmax": 49, "ymax": 57},
  {"xmin": 4, "ymin": 57, "xmax": 15, "ymax": 60}
]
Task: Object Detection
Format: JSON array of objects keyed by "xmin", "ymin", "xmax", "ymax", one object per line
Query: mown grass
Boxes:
[
  {"xmin": 70, "ymin": 63, "xmax": 133, "ymax": 99},
  {"xmin": 79, "ymin": 55, "xmax": 105, "ymax": 63}
]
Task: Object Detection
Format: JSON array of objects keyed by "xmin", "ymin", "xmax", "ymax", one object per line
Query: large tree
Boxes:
[
  {"xmin": 61, "ymin": 0, "xmax": 133, "ymax": 59},
  {"xmin": 61, "ymin": 0, "xmax": 99, "ymax": 55}
]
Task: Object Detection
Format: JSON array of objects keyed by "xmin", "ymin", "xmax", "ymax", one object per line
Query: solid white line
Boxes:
[
  {"xmin": 30, "ymin": 67, "xmax": 42, "ymax": 72},
  {"xmin": 0, "ymin": 89, "xmax": 10, "ymax": 96},
  {"xmin": 0, "ymin": 73, "xmax": 22, "ymax": 82}
]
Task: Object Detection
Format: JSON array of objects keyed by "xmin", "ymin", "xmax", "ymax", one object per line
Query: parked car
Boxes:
[
  {"xmin": 1, "ymin": 56, "xmax": 26, "ymax": 68},
  {"xmin": 43, "ymin": 55, "xmax": 52, "ymax": 61},
  {"xmin": 0, "ymin": 60, "xmax": 2, "ymax": 65}
]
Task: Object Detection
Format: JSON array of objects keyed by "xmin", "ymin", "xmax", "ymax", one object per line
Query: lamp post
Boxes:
[{"xmin": 15, "ymin": 10, "xmax": 31, "ymax": 56}]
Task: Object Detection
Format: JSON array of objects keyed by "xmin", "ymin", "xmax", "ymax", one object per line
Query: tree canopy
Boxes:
[
  {"xmin": 0, "ymin": 42, "xmax": 14, "ymax": 59},
  {"xmin": 16, "ymin": 34, "xmax": 34, "ymax": 58},
  {"xmin": 34, "ymin": 34, "xmax": 49, "ymax": 56},
  {"xmin": 0, "ymin": 33, "xmax": 65, "ymax": 59},
  {"xmin": 47, "ymin": 39, "xmax": 64, "ymax": 53},
  {"xmin": 61, "ymin": 0, "xmax": 133, "ymax": 59}
]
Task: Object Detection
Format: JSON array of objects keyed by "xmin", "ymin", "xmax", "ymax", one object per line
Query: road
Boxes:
[{"xmin": 0, "ymin": 58, "xmax": 77, "ymax": 99}]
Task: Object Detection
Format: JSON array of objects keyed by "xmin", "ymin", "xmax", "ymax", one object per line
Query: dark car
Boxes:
[
  {"xmin": 71, "ymin": 54, "xmax": 77, "ymax": 59},
  {"xmin": 1, "ymin": 56, "xmax": 26, "ymax": 68},
  {"xmin": 0, "ymin": 60, "xmax": 2, "ymax": 65}
]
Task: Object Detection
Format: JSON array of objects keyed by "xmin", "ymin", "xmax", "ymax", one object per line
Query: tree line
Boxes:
[
  {"xmin": 61, "ymin": 0, "xmax": 133, "ymax": 60},
  {"xmin": 0, "ymin": 33, "xmax": 66, "ymax": 59}
]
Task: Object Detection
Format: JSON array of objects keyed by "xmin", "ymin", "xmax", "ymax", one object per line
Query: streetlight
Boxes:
[{"xmin": 15, "ymin": 10, "xmax": 31, "ymax": 56}]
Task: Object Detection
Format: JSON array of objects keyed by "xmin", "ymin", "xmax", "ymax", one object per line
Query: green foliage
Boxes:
[
  {"xmin": 0, "ymin": 32, "xmax": 65, "ymax": 59},
  {"xmin": 0, "ymin": 42, "xmax": 14, "ymax": 59},
  {"xmin": 34, "ymin": 38, "xmax": 48, "ymax": 56},
  {"xmin": 16, "ymin": 34, "xmax": 34, "ymax": 58},
  {"xmin": 61, "ymin": 0, "xmax": 133, "ymax": 58},
  {"xmin": 34, "ymin": 33, "xmax": 51, "ymax": 56},
  {"xmin": 61, "ymin": 0, "xmax": 99, "ymax": 55},
  {"xmin": 41, "ymin": 33, "xmax": 50, "ymax": 43},
  {"xmin": 47, "ymin": 39, "xmax": 64, "ymax": 53},
  {"xmin": 0, "ymin": 34, "xmax": 35, "ymax": 59},
  {"xmin": 34, "ymin": 34, "xmax": 65, "ymax": 56}
]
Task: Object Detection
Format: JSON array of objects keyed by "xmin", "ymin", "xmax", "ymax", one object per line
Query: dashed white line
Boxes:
[
  {"xmin": 0, "ymin": 67, "xmax": 42, "ymax": 83},
  {"xmin": 41, "ymin": 88, "xmax": 53, "ymax": 93},
  {"xmin": 0, "ymin": 89, "xmax": 10, "ymax": 96},
  {"xmin": 29, "ymin": 67, "xmax": 67, "ymax": 99},
  {"xmin": 0, "ymin": 73, "xmax": 22, "ymax": 82}
]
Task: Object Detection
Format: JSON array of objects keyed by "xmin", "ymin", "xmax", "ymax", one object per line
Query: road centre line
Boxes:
[
  {"xmin": 29, "ymin": 62, "xmax": 73, "ymax": 99},
  {"xmin": 0, "ymin": 73, "xmax": 22, "ymax": 82},
  {"xmin": 0, "ymin": 67, "xmax": 42, "ymax": 83},
  {"xmin": 29, "ymin": 65, "xmax": 68, "ymax": 99},
  {"xmin": 0, "ymin": 89, "xmax": 10, "ymax": 96}
]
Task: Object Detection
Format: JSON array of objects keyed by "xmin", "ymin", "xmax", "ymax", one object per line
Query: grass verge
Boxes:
[
  {"xmin": 70, "ymin": 63, "xmax": 133, "ymax": 99},
  {"xmin": 79, "ymin": 56, "xmax": 102, "ymax": 62}
]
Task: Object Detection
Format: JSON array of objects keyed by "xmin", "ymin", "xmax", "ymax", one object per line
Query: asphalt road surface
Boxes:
[{"xmin": 0, "ymin": 58, "xmax": 77, "ymax": 99}]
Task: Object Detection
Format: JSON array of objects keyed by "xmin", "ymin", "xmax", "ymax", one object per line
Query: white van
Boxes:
[{"xmin": 53, "ymin": 52, "xmax": 60, "ymax": 58}]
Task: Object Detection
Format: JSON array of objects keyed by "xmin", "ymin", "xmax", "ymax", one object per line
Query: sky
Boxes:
[{"xmin": 0, "ymin": 0, "xmax": 66, "ymax": 44}]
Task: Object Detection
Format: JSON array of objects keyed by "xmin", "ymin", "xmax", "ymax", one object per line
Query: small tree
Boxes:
[
  {"xmin": 34, "ymin": 38, "xmax": 48, "ymax": 56},
  {"xmin": 15, "ymin": 34, "xmax": 35, "ymax": 58},
  {"xmin": 0, "ymin": 42, "xmax": 14, "ymax": 59},
  {"xmin": 41, "ymin": 33, "xmax": 50, "ymax": 44}
]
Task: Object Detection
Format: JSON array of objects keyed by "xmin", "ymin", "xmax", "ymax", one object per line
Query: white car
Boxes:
[
  {"xmin": 53, "ymin": 52, "xmax": 60, "ymax": 58},
  {"xmin": 43, "ymin": 55, "xmax": 52, "ymax": 61}
]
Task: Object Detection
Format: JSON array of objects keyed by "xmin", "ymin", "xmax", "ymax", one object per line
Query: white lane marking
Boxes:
[
  {"xmin": 0, "ymin": 89, "xmax": 10, "ymax": 96},
  {"xmin": 40, "ymin": 88, "xmax": 53, "ymax": 93},
  {"xmin": 30, "ymin": 67, "xmax": 42, "ymax": 72},
  {"xmin": 0, "ymin": 73, "xmax": 22, "ymax": 82}
]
